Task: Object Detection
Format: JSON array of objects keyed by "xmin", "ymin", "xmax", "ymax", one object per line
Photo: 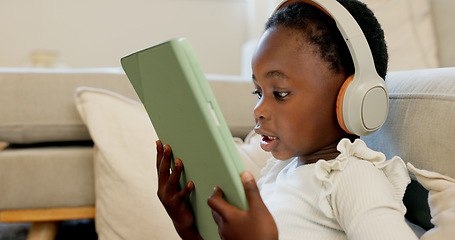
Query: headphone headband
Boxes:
[
  {"xmin": 274, "ymin": 0, "xmax": 376, "ymax": 75},
  {"xmin": 275, "ymin": 0, "xmax": 331, "ymax": 17}
]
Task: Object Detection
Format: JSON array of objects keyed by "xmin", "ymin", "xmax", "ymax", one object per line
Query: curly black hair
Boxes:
[{"xmin": 265, "ymin": 0, "xmax": 388, "ymax": 79}]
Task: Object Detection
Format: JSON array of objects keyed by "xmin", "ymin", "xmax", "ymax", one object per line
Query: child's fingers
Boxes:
[
  {"xmin": 167, "ymin": 158, "xmax": 184, "ymax": 193},
  {"xmin": 207, "ymin": 187, "xmax": 237, "ymax": 220},
  {"xmin": 211, "ymin": 208, "xmax": 223, "ymax": 227},
  {"xmin": 178, "ymin": 181, "xmax": 195, "ymax": 202},
  {"xmin": 158, "ymin": 144, "xmax": 173, "ymax": 186},
  {"xmin": 156, "ymin": 140, "xmax": 164, "ymax": 172},
  {"xmin": 240, "ymin": 171, "xmax": 265, "ymax": 211},
  {"xmin": 207, "ymin": 187, "xmax": 226, "ymax": 225}
]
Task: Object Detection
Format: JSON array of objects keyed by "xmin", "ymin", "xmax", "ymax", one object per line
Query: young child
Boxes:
[{"xmin": 156, "ymin": 0, "xmax": 418, "ymax": 239}]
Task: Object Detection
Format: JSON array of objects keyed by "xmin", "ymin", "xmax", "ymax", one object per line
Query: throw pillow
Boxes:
[
  {"xmin": 74, "ymin": 87, "xmax": 180, "ymax": 240},
  {"xmin": 407, "ymin": 163, "xmax": 455, "ymax": 240}
]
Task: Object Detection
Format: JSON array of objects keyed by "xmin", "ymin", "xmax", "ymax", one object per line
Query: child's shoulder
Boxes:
[
  {"xmin": 318, "ymin": 138, "xmax": 410, "ymax": 206},
  {"xmin": 320, "ymin": 138, "xmax": 410, "ymax": 184}
]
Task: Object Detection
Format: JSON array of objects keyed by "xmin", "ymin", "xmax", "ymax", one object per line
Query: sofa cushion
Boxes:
[
  {"xmin": 408, "ymin": 163, "xmax": 455, "ymax": 240},
  {"xmin": 362, "ymin": 67, "xmax": 455, "ymax": 179},
  {"xmin": 362, "ymin": 67, "xmax": 455, "ymax": 230},
  {"xmin": 0, "ymin": 68, "xmax": 139, "ymax": 144},
  {"xmin": 0, "ymin": 69, "xmax": 255, "ymax": 144},
  {"xmin": 0, "ymin": 146, "xmax": 95, "ymax": 209},
  {"xmin": 74, "ymin": 87, "xmax": 180, "ymax": 240}
]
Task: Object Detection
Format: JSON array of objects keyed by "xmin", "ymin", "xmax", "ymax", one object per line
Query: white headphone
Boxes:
[{"xmin": 274, "ymin": 0, "xmax": 388, "ymax": 136}]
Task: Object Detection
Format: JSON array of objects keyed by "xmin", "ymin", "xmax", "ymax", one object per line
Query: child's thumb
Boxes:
[{"xmin": 241, "ymin": 171, "xmax": 263, "ymax": 208}]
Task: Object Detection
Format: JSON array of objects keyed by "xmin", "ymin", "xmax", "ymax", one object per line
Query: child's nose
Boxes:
[{"xmin": 253, "ymin": 98, "xmax": 270, "ymax": 121}]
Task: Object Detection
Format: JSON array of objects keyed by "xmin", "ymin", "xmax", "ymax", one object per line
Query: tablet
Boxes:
[{"xmin": 121, "ymin": 38, "xmax": 248, "ymax": 240}]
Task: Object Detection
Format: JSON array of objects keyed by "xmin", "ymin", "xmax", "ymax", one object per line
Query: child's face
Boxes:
[{"xmin": 252, "ymin": 26, "xmax": 347, "ymax": 162}]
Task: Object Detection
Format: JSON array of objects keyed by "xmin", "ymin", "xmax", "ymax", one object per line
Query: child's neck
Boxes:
[
  {"xmin": 297, "ymin": 141, "xmax": 339, "ymax": 165},
  {"xmin": 297, "ymin": 135, "xmax": 358, "ymax": 165}
]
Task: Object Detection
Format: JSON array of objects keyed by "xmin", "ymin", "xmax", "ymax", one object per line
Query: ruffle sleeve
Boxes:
[{"xmin": 314, "ymin": 138, "xmax": 411, "ymax": 218}]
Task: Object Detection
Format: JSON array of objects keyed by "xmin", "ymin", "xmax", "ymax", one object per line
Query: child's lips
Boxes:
[{"xmin": 260, "ymin": 135, "xmax": 279, "ymax": 152}]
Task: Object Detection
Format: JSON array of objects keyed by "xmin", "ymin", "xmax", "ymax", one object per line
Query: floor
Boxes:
[
  {"xmin": 0, "ymin": 220, "xmax": 97, "ymax": 240},
  {"xmin": 0, "ymin": 222, "xmax": 29, "ymax": 240}
]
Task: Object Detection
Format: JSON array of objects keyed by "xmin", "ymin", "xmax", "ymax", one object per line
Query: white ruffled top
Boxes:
[{"xmin": 258, "ymin": 138, "xmax": 418, "ymax": 240}]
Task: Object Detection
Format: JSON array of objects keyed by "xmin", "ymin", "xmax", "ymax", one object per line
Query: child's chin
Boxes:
[{"xmin": 271, "ymin": 152, "xmax": 294, "ymax": 161}]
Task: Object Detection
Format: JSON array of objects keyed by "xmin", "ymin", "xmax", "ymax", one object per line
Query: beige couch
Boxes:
[{"xmin": 2, "ymin": 66, "xmax": 455, "ymax": 239}]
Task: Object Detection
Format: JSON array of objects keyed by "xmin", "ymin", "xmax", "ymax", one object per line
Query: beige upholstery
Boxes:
[
  {"xmin": 0, "ymin": 68, "xmax": 139, "ymax": 144},
  {"xmin": 0, "ymin": 69, "xmax": 255, "ymax": 145},
  {"xmin": 0, "ymin": 147, "xmax": 94, "ymax": 210},
  {"xmin": 362, "ymin": 67, "xmax": 455, "ymax": 236},
  {"xmin": 362, "ymin": 67, "xmax": 455, "ymax": 179},
  {"xmin": 2, "ymin": 66, "xmax": 455, "ymax": 239}
]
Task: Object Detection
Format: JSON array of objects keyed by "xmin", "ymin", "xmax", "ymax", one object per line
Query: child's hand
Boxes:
[
  {"xmin": 207, "ymin": 171, "xmax": 278, "ymax": 240},
  {"xmin": 156, "ymin": 140, "xmax": 203, "ymax": 240}
]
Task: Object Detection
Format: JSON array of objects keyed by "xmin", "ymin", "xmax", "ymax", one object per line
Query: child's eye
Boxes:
[
  {"xmin": 274, "ymin": 91, "xmax": 289, "ymax": 99},
  {"xmin": 252, "ymin": 90, "xmax": 263, "ymax": 99}
]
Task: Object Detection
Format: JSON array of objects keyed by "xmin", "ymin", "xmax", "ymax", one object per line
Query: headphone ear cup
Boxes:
[{"xmin": 336, "ymin": 75, "xmax": 354, "ymax": 134}]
